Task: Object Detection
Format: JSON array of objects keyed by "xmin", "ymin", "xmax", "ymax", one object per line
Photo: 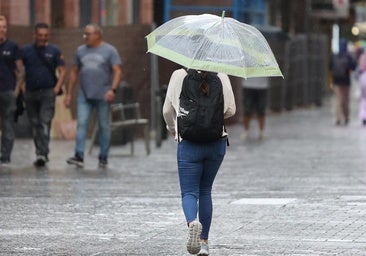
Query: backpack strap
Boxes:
[
  {"xmin": 223, "ymin": 124, "xmax": 229, "ymax": 146},
  {"xmin": 177, "ymin": 118, "xmax": 181, "ymax": 143},
  {"xmin": 177, "ymin": 69, "xmax": 190, "ymax": 143}
]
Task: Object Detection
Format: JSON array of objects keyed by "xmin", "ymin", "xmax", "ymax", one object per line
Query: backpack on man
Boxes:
[{"xmin": 177, "ymin": 69, "xmax": 225, "ymax": 143}]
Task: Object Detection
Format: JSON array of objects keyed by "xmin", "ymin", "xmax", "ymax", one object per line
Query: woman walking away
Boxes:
[
  {"xmin": 330, "ymin": 38, "xmax": 356, "ymax": 126},
  {"xmin": 163, "ymin": 68, "xmax": 236, "ymax": 255},
  {"xmin": 358, "ymin": 49, "xmax": 366, "ymax": 125},
  {"xmin": 359, "ymin": 71, "xmax": 366, "ymax": 125}
]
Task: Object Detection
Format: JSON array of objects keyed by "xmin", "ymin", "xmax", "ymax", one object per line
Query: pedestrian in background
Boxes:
[
  {"xmin": 240, "ymin": 77, "xmax": 269, "ymax": 140},
  {"xmin": 358, "ymin": 71, "xmax": 366, "ymax": 126},
  {"xmin": 163, "ymin": 68, "xmax": 235, "ymax": 255},
  {"xmin": 21, "ymin": 22, "xmax": 66, "ymax": 167},
  {"xmin": 64, "ymin": 23, "xmax": 122, "ymax": 168},
  {"xmin": 357, "ymin": 48, "xmax": 366, "ymax": 126},
  {"xmin": 0, "ymin": 15, "xmax": 23, "ymax": 164},
  {"xmin": 330, "ymin": 38, "xmax": 356, "ymax": 126}
]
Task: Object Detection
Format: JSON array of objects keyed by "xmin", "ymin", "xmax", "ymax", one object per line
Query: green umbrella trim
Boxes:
[
  {"xmin": 147, "ymin": 39, "xmax": 283, "ymax": 78},
  {"xmin": 146, "ymin": 30, "xmax": 269, "ymax": 60},
  {"xmin": 148, "ymin": 44, "xmax": 282, "ymax": 78}
]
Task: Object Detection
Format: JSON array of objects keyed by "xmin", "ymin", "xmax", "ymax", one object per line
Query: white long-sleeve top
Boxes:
[{"xmin": 163, "ymin": 68, "xmax": 236, "ymax": 140}]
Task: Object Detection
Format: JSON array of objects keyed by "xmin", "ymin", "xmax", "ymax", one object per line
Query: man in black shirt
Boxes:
[
  {"xmin": 21, "ymin": 22, "xmax": 66, "ymax": 167},
  {"xmin": 0, "ymin": 15, "xmax": 23, "ymax": 165}
]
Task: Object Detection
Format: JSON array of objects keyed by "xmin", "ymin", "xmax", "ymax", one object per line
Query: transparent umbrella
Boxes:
[{"xmin": 146, "ymin": 12, "xmax": 283, "ymax": 78}]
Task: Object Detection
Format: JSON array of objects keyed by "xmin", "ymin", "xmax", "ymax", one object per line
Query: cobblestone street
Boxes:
[{"xmin": 1, "ymin": 96, "xmax": 366, "ymax": 255}]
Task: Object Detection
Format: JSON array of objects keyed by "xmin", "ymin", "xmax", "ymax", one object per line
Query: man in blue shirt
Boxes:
[
  {"xmin": 0, "ymin": 15, "xmax": 23, "ymax": 164},
  {"xmin": 21, "ymin": 22, "xmax": 66, "ymax": 167},
  {"xmin": 64, "ymin": 23, "xmax": 122, "ymax": 168}
]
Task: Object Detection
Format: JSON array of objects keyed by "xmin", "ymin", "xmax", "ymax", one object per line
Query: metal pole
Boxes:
[
  {"xmin": 304, "ymin": 0, "xmax": 311, "ymax": 105},
  {"xmin": 150, "ymin": 23, "xmax": 159, "ymax": 139},
  {"xmin": 155, "ymin": 95, "xmax": 162, "ymax": 147}
]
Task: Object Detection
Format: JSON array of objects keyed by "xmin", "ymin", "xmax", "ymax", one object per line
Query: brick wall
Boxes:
[
  {"xmin": 0, "ymin": 0, "xmax": 10, "ymax": 20},
  {"xmin": 140, "ymin": 0, "xmax": 153, "ymax": 24},
  {"xmin": 7, "ymin": 0, "xmax": 29, "ymax": 26},
  {"xmin": 64, "ymin": 0, "xmax": 79, "ymax": 28},
  {"xmin": 35, "ymin": 0, "xmax": 51, "ymax": 25},
  {"xmin": 0, "ymin": 0, "xmax": 30, "ymax": 25}
]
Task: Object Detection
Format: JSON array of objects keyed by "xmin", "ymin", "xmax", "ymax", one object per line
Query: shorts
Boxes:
[{"xmin": 242, "ymin": 88, "xmax": 268, "ymax": 115}]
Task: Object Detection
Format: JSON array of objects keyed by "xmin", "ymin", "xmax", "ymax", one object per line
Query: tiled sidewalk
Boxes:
[{"xmin": 1, "ymin": 96, "xmax": 366, "ymax": 255}]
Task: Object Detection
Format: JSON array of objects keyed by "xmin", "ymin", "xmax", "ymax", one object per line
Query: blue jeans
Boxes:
[
  {"xmin": 177, "ymin": 138, "xmax": 226, "ymax": 240},
  {"xmin": 75, "ymin": 94, "xmax": 110, "ymax": 160}
]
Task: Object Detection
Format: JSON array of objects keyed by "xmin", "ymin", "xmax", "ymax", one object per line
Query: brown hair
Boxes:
[{"xmin": 199, "ymin": 72, "xmax": 209, "ymax": 96}]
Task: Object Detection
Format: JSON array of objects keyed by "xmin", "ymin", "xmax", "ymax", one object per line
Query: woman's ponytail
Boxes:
[{"xmin": 199, "ymin": 72, "xmax": 209, "ymax": 96}]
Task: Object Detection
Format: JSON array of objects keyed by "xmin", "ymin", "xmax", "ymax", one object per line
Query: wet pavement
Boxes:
[{"xmin": 1, "ymin": 95, "xmax": 366, "ymax": 255}]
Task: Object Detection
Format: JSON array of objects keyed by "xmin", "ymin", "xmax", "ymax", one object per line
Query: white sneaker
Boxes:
[
  {"xmin": 186, "ymin": 221, "xmax": 202, "ymax": 254},
  {"xmin": 198, "ymin": 242, "xmax": 209, "ymax": 255},
  {"xmin": 0, "ymin": 159, "xmax": 11, "ymax": 167}
]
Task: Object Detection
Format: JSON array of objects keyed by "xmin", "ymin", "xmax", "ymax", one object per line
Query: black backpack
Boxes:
[
  {"xmin": 332, "ymin": 54, "xmax": 349, "ymax": 79},
  {"xmin": 177, "ymin": 69, "xmax": 224, "ymax": 143}
]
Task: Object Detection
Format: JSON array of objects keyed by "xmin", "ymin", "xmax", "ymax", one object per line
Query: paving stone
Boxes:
[{"xmin": 1, "ymin": 95, "xmax": 366, "ymax": 255}]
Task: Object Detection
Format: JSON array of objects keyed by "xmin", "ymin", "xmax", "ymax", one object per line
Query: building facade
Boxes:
[{"xmin": 0, "ymin": 0, "xmax": 153, "ymax": 28}]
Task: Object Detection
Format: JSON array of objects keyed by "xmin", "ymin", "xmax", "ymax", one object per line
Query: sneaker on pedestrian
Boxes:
[
  {"xmin": 186, "ymin": 220, "xmax": 202, "ymax": 254},
  {"xmin": 66, "ymin": 153, "xmax": 84, "ymax": 168},
  {"xmin": 0, "ymin": 158, "xmax": 11, "ymax": 166},
  {"xmin": 198, "ymin": 241, "xmax": 209, "ymax": 256},
  {"xmin": 98, "ymin": 158, "xmax": 108, "ymax": 168},
  {"xmin": 33, "ymin": 155, "xmax": 46, "ymax": 167}
]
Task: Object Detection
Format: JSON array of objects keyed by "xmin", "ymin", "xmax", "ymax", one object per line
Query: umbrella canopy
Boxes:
[{"xmin": 146, "ymin": 12, "xmax": 283, "ymax": 79}]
